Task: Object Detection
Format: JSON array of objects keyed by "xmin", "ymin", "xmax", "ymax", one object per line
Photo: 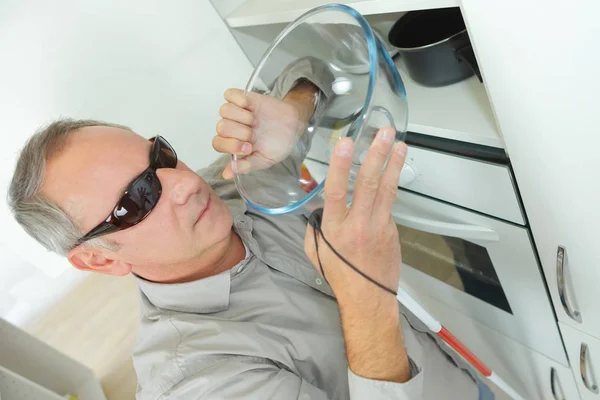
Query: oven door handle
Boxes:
[{"xmin": 392, "ymin": 207, "xmax": 499, "ymax": 242}]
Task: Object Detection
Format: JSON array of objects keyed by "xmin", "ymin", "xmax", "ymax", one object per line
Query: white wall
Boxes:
[
  {"xmin": 0, "ymin": 0, "xmax": 253, "ymax": 318},
  {"xmin": 0, "ymin": 242, "xmax": 88, "ymax": 326}
]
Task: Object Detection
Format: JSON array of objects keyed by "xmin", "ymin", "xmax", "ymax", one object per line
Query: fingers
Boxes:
[
  {"xmin": 223, "ymin": 88, "xmax": 250, "ymax": 109},
  {"xmin": 219, "ymin": 103, "xmax": 254, "ymax": 127},
  {"xmin": 323, "ymin": 138, "xmax": 353, "ymax": 224},
  {"xmin": 216, "ymin": 119, "xmax": 255, "ymax": 143},
  {"xmin": 373, "ymin": 142, "xmax": 407, "ymax": 222},
  {"xmin": 350, "ymin": 127, "xmax": 396, "ymax": 217},
  {"xmin": 212, "ymin": 136, "xmax": 252, "ymax": 157},
  {"xmin": 216, "ymin": 90, "xmax": 256, "ymax": 164}
]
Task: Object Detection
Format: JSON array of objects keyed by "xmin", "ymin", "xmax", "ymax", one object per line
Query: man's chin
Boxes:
[{"xmin": 197, "ymin": 208, "xmax": 234, "ymax": 244}]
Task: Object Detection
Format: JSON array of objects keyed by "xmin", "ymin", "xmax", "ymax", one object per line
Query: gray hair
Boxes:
[{"xmin": 7, "ymin": 118, "xmax": 131, "ymax": 256}]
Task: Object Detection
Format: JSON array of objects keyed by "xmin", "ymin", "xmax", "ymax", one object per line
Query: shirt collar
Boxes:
[
  {"xmin": 136, "ymin": 242, "xmax": 252, "ymax": 314},
  {"xmin": 135, "ymin": 270, "xmax": 232, "ymax": 314}
]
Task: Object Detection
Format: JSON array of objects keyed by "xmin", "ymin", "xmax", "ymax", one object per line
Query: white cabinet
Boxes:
[
  {"xmin": 223, "ymin": 12, "xmax": 504, "ymax": 149},
  {"xmin": 224, "ymin": 0, "xmax": 460, "ymax": 28},
  {"xmin": 0, "ymin": 319, "xmax": 105, "ymax": 400},
  {"xmin": 0, "ymin": 366, "xmax": 64, "ymax": 400},
  {"xmin": 401, "ymin": 288, "xmax": 581, "ymax": 400},
  {"xmin": 460, "ymin": 0, "xmax": 600, "ymax": 338},
  {"xmin": 562, "ymin": 323, "xmax": 600, "ymax": 400}
]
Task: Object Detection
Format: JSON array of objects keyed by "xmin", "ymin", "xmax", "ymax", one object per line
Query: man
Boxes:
[{"xmin": 8, "ymin": 77, "xmax": 493, "ymax": 398}]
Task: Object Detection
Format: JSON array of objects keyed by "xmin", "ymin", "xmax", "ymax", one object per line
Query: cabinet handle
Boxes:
[
  {"xmin": 556, "ymin": 246, "xmax": 582, "ymax": 323},
  {"xmin": 580, "ymin": 342, "xmax": 599, "ymax": 394},
  {"xmin": 551, "ymin": 367, "xmax": 565, "ymax": 400}
]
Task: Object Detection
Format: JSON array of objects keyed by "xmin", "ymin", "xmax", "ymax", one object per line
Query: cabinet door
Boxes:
[
  {"xmin": 401, "ymin": 285, "xmax": 580, "ymax": 400},
  {"xmin": 460, "ymin": 0, "xmax": 600, "ymax": 336},
  {"xmin": 562, "ymin": 323, "xmax": 600, "ymax": 400},
  {"xmin": 0, "ymin": 319, "xmax": 105, "ymax": 399}
]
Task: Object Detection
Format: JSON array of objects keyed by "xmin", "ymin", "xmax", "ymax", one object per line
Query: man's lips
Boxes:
[{"xmin": 194, "ymin": 195, "xmax": 211, "ymax": 225}]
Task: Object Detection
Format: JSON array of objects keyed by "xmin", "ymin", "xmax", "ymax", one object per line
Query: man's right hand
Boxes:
[
  {"xmin": 304, "ymin": 127, "xmax": 412, "ymax": 383},
  {"xmin": 304, "ymin": 127, "xmax": 406, "ymax": 309}
]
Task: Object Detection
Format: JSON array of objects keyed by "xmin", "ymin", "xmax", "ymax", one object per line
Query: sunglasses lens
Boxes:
[
  {"xmin": 155, "ymin": 137, "xmax": 177, "ymax": 168},
  {"xmin": 114, "ymin": 171, "xmax": 161, "ymax": 227}
]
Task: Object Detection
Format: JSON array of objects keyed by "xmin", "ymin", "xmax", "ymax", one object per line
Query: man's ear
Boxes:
[{"xmin": 67, "ymin": 246, "xmax": 132, "ymax": 276}]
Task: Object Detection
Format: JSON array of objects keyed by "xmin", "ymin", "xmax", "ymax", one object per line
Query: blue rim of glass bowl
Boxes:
[{"xmin": 233, "ymin": 3, "xmax": 407, "ymax": 215}]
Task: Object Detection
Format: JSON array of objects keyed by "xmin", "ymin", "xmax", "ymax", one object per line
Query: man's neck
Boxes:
[
  {"xmin": 137, "ymin": 230, "xmax": 246, "ymax": 284},
  {"xmin": 200, "ymin": 230, "xmax": 246, "ymax": 279}
]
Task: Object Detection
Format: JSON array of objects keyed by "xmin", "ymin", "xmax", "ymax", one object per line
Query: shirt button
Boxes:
[{"xmin": 315, "ymin": 278, "xmax": 323, "ymax": 285}]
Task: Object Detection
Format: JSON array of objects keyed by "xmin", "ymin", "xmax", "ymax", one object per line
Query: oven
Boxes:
[
  {"xmin": 392, "ymin": 188, "xmax": 565, "ymax": 364},
  {"xmin": 304, "ymin": 134, "xmax": 567, "ymax": 365}
]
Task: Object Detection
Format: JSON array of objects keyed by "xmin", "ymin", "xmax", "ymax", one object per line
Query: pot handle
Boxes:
[{"xmin": 455, "ymin": 44, "xmax": 483, "ymax": 83}]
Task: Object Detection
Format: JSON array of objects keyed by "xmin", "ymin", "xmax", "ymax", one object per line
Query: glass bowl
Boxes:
[{"xmin": 232, "ymin": 4, "xmax": 408, "ymax": 215}]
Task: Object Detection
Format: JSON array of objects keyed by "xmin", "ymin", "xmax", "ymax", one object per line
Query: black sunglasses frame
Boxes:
[{"xmin": 73, "ymin": 135, "xmax": 177, "ymax": 248}]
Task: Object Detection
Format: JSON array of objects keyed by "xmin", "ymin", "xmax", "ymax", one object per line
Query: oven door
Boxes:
[{"xmin": 394, "ymin": 189, "xmax": 567, "ymax": 365}]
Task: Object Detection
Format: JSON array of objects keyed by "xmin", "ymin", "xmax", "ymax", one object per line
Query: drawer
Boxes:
[
  {"xmin": 561, "ymin": 322, "xmax": 600, "ymax": 399},
  {"xmin": 306, "ymin": 139, "xmax": 524, "ymax": 224},
  {"xmin": 401, "ymin": 288, "xmax": 580, "ymax": 400}
]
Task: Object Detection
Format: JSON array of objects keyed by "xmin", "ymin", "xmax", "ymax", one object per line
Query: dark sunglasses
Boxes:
[{"xmin": 74, "ymin": 135, "xmax": 177, "ymax": 247}]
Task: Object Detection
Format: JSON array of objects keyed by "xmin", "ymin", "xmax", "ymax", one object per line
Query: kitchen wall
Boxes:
[
  {"xmin": 0, "ymin": 242, "xmax": 87, "ymax": 327},
  {"xmin": 0, "ymin": 0, "xmax": 253, "ymax": 324}
]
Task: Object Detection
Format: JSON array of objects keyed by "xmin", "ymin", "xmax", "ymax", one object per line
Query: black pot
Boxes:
[{"xmin": 388, "ymin": 8, "xmax": 482, "ymax": 87}]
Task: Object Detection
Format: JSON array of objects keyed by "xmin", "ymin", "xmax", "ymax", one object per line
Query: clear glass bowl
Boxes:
[{"xmin": 233, "ymin": 4, "xmax": 408, "ymax": 215}]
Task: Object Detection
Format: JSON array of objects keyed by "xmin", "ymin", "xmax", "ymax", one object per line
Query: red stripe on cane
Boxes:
[{"xmin": 437, "ymin": 326, "xmax": 492, "ymax": 377}]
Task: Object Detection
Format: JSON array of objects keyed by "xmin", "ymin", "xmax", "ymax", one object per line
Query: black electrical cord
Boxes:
[{"xmin": 308, "ymin": 208, "xmax": 398, "ymax": 296}]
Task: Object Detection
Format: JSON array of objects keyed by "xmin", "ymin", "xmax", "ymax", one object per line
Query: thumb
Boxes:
[
  {"xmin": 223, "ymin": 153, "xmax": 278, "ymax": 179},
  {"xmin": 223, "ymin": 158, "xmax": 253, "ymax": 179},
  {"xmin": 223, "ymin": 163, "xmax": 235, "ymax": 179}
]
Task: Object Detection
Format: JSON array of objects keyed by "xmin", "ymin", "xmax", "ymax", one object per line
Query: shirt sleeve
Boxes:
[
  {"xmin": 348, "ymin": 361, "xmax": 424, "ymax": 400},
  {"xmin": 157, "ymin": 356, "xmax": 329, "ymax": 400},
  {"xmin": 269, "ymin": 55, "xmax": 335, "ymax": 101},
  {"xmin": 150, "ymin": 305, "xmax": 481, "ymax": 400},
  {"xmin": 345, "ymin": 311, "xmax": 481, "ymax": 400}
]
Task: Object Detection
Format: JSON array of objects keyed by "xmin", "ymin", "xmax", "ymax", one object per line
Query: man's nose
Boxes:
[{"xmin": 157, "ymin": 168, "xmax": 198, "ymax": 206}]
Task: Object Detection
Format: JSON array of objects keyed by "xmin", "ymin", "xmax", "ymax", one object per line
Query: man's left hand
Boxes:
[{"xmin": 213, "ymin": 84, "xmax": 318, "ymax": 179}]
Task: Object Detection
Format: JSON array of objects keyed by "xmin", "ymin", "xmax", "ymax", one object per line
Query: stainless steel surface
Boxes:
[
  {"xmin": 580, "ymin": 342, "xmax": 599, "ymax": 394},
  {"xmin": 557, "ymin": 246, "xmax": 582, "ymax": 323},
  {"xmin": 550, "ymin": 367, "xmax": 565, "ymax": 400}
]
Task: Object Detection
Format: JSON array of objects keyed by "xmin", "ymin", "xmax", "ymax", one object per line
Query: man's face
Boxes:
[{"xmin": 42, "ymin": 126, "xmax": 234, "ymax": 277}]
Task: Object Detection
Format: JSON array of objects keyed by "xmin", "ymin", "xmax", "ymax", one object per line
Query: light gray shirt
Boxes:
[
  {"xmin": 133, "ymin": 51, "xmax": 490, "ymax": 400},
  {"xmin": 132, "ymin": 154, "xmax": 483, "ymax": 400}
]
